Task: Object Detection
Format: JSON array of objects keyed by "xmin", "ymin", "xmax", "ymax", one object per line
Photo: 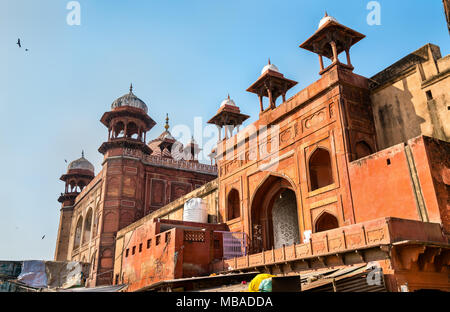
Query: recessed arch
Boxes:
[
  {"xmin": 227, "ymin": 189, "xmax": 240, "ymax": 220},
  {"xmin": 73, "ymin": 216, "xmax": 83, "ymax": 250},
  {"xmin": 249, "ymin": 174, "xmax": 300, "ymax": 253},
  {"xmin": 308, "ymin": 147, "xmax": 334, "ymax": 191},
  {"xmin": 126, "ymin": 121, "xmax": 139, "ymax": 139},
  {"xmin": 113, "ymin": 121, "xmax": 125, "ymax": 138},
  {"xmin": 314, "ymin": 211, "xmax": 339, "ymax": 233},
  {"xmin": 83, "ymin": 208, "xmax": 93, "ymax": 244},
  {"xmin": 90, "ymin": 251, "xmax": 97, "ymax": 278}
]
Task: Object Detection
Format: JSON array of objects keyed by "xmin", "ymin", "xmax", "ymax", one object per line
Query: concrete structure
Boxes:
[{"xmin": 55, "ymin": 9, "xmax": 450, "ymax": 291}]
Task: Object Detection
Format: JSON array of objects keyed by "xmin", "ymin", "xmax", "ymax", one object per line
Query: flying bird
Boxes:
[
  {"xmin": 41, "ymin": 235, "xmax": 46, "ymax": 240},
  {"xmin": 17, "ymin": 38, "xmax": 21, "ymax": 48},
  {"xmin": 64, "ymin": 159, "xmax": 68, "ymax": 163},
  {"xmin": 25, "ymin": 48, "xmax": 29, "ymax": 52}
]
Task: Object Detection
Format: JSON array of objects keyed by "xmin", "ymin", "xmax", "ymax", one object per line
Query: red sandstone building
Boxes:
[
  {"xmin": 54, "ymin": 85, "xmax": 217, "ymax": 286},
  {"xmin": 56, "ymin": 13, "xmax": 450, "ymax": 291}
]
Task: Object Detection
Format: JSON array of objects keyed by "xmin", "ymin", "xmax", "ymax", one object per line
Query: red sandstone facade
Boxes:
[
  {"xmin": 111, "ymin": 14, "xmax": 450, "ymax": 292},
  {"xmin": 54, "ymin": 86, "xmax": 217, "ymax": 286}
]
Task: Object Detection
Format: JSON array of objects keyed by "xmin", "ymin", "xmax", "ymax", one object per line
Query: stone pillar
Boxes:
[
  {"xmin": 267, "ymin": 88, "xmax": 274, "ymax": 108},
  {"xmin": 259, "ymin": 95, "xmax": 264, "ymax": 112},
  {"xmin": 345, "ymin": 49, "xmax": 352, "ymax": 67},
  {"xmin": 319, "ymin": 54, "xmax": 325, "ymax": 71},
  {"xmin": 330, "ymin": 41, "xmax": 338, "ymax": 63}
]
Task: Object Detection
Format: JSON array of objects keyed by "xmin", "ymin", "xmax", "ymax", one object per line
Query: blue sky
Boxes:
[{"xmin": 0, "ymin": 0, "xmax": 448, "ymax": 260}]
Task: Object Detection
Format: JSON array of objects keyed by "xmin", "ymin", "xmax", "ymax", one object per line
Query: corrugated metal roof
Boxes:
[
  {"xmin": 52, "ymin": 284, "xmax": 128, "ymax": 292},
  {"xmin": 302, "ymin": 264, "xmax": 387, "ymax": 292}
]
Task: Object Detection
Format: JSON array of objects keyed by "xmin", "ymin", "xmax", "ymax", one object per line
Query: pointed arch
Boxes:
[
  {"xmin": 83, "ymin": 208, "xmax": 93, "ymax": 244},
  {"xmin": 308, "ymin": 147, "xmax": 333, "ymax": 191},
  {"xmin": 227, "ymin": 189, "xmax": 240, "ymax": 220},
  {"xmin": 113, "ymin": 121, "xmax": 125, "ymax": 138},
  {"xmin": 126, "ymin": 121, "xmax": 139, "ymax": 139},
  {"xmin": 249, "ymin": 174, "xmax": 300, "ymax": 253},
  {"xmin": 314, "ymin": 211, "xmax": 339, "ymax": 233},
  {"xmin": 73, "ymin": 216, "xmax": 83, "ymax": 250}
]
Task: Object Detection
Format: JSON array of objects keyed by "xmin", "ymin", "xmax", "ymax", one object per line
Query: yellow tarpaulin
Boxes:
[{"xmin": 248, "ymin": 274, "xmax": 275, "ymax": 292}]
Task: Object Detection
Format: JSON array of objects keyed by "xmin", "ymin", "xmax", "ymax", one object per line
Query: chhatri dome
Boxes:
[
  {"xmin": 220, "ymin": 94, "xmax": 236, "ymax": 107},
  {"xmin": 67, "ymin": 151, "xmax": 95, "ymax": 173},
  {"xmin": 111, "ymin": 84, "xmax": 148, "ymax": 113},
  {"xmin": 261, "ymin": 58, "xmax": 279, "ymax": 75},
  {"xmin": 318, "ymin": 12, "xmax": 338, "ymax": 29}
]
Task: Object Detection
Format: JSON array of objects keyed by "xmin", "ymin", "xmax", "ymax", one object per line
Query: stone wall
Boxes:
[{"xmin": 370, "ymin": 44, "xmax": 450, "ymax": 150}]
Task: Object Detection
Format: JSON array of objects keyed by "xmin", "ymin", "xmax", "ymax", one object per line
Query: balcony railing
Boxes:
[
  {"xmin": 210, "ymin": 217, "xmax": 447, "ymax": 273},
  {"xmin": 122, "ymin": 148, "xmax": 217, "ymax": 174}
]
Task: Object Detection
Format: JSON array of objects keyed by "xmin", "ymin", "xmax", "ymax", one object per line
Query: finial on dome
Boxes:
[
  {"xmin": 227, "ymin": 93, "xmax": 230, "ymax": 100},
  {"xmin": 164, "ymin": 113, "xmax": 169, "ymax": 131},
  {"xmin": 82, "ymin": 150, "xmax": 84, "ymax": 158},
  {"xmin": 130, "ymin": 83, "xmax": 133, "ymax": 93},
  {"xmin": 268, "ymin": 58, "xmax": 271, "ymax": 65},
  {"xmin": 325, "ymin": 11, "xmax": 328, "ymax": 17}
]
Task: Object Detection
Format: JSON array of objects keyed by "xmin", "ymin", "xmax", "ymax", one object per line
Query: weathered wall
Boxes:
[
  {"xmin": 370, "ymin": 44, "xmax": 450, "ymax": 150},
  {"xmin": 113, "ymin": 219, "xmax": 226, "ymax": 291},
  {"xmin": 65, "ymin": 173, "xmax": 103, "ymax": 287},
  {"xmin": 349, "ymin": 136, "xmax": 450, "ymax": 232},
  {"xmin": 54, "ymin": 207, "xmax": 74, "ymax": 261},
  {"xmin": 411, "ymin": 136, "xmax": 450, "ymax": 234}
]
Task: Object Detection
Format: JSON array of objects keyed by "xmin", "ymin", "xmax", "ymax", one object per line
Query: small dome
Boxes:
[
  {"xmin": 220, "ymin": 95, "xmax": 236, "ymax": 107},
  {"xmin": 68, "ymin": 153, "xmax": 94, "ymax": 173},
  {"xmin": 261, "ymin": 58, "xmax": 279, "ymax": 75},
  {"xmin": 318, "ymin": 12, "xmax": 338, "ymax": 29},
  {"xmin": 158, "ymin": 131, "xmax": 175, "ymax": 141},
  {"xmin": 111, "ymin": 84, "xmax": 148, "ymax": 113}
]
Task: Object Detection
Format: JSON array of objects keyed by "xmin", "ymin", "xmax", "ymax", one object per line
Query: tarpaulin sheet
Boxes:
[
  {"xmin": 0, "ymin": 261, "xmax": 23, "ymax": 278},
  {"xmin": 46, "ymin": 261, "xmax": 90, "ymax": 289},
  {"xmin": 16, "ymin": 261, "xmax": 90, "ymax": 289},
  {"xmin": 17, "ymin": 261, "xmax": 47, "ymax": 288}
]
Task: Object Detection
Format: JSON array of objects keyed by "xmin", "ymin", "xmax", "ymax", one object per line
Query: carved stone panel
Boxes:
[
  {"xmin": 150, "ymin": 179, "xmax": 166, "ymax": 206},
  {"xmin": 170, "ymin": 182, "xmax": 191, "ymax": 202}
]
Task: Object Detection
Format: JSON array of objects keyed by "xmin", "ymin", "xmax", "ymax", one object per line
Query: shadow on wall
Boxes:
[{"xmin": 374, "ymin": 78, "xmax": 426, "ymax": 149}]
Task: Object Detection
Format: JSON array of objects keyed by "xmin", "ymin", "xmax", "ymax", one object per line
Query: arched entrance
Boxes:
[{"xmin": 250, "ymin": 175, "xmax": 300, "ymax": 253}]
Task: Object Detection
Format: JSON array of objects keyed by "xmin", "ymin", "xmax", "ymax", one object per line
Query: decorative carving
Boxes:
[
  {"xmin": 366, "ymin": 228, "xmax": 385, "ymax": 243},
  {"xmin": 170, "ymin": 182, "xmax": 191, "ymax": 202},
  {"xmin": 328, "ymin": 237, "xmax": 343, "ymax": 251},
  {"xmin": 293, "ymin": 121, "xmax": 300, "ymax": 137},
  {"xmin": 296, "ymin": 244, "xmax": 310, "ymax": 257},
  {"xmin": 304, "ymin": 110, "xmax": 326, "ymax": 129},
  {"xmin": 313, "ymin": 240, "xmax": 327, "ymax": 254},
  {"xmin": 346, "ymin": 233, "xmax": 363, "ymax": 247},
  {"xmin": 184, "ymin": 231, "xmax": 205, "ymax": 242},
  {"xmin": 280, "ymin": 128, "xmax": 292, "ymax": 144},
  {"xmin": 138, "ymin": 154, "xmax": 217, "ymax": 175},
  {"xmin": 150, "ymin": 179, "xmax": 166, "ymax": 206}
]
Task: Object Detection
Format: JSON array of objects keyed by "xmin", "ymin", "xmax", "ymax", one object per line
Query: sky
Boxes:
[{"xmin": 0, "ymin": 0, "xmax": 448, "ymax": 260}]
